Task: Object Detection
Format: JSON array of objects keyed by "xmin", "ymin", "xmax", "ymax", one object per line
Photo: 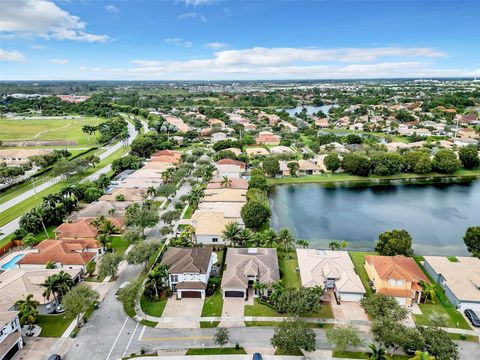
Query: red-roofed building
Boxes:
[{"xmin": 255, "ymin": 133, "xmax": 280, "ymax": 146}]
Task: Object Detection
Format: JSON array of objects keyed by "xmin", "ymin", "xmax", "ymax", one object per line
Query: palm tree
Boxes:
[
  {"xmin": 420, "ymin": 281, "xmax": 436, "ymax": 304},
  {"xmin": 269, "ymin": 281, "xmax": 285, "ymax": 304},
  {"xmin": 410, "ymin": 351, "xmax": 435, "ymax": 360},
  {"xmin": 16, "ymin": 294, "xmax": 39, "ymax": 335},
  {"xmin": 253, "ymin": 281, "xmax": 267, "ymax": 298},
  {"xmin": 54, "ymin": 271, "xmax": 74, "ymax": 298},
  {"xmin": 368, "ymin": 343, "xmax": 387, "ymax": 360},
  {"xmin": 41, "ymin": 275, "xmax": 59, "ymax": 305},
  {"xmin": 162, "ymin": 167, "xmax": 176, "ymax": 184},
  {"xmin": 276, "ymin": 228, "xmax": 295, "ymax": 252},
  {"xmin": 260, "ymin": 228, "xmax": 277, "ymax": 247},
  {"xmin": 97, "ymin": 233, "xmax": 111, "ymax": 251},
  {"xmin": 147, "ymin": 186, "xmax": 157, "ymax": 199},
  {"xmin": 222, "ymin": 222, "xmax": 241, "ymax": 247},
  {"xmin": 237, "ymin": 228, "xmax": 253, "ymax": 247},
  {"xmin": 296, "ymin": 239, "xmax": 309, "ymax": 249},
  {"xmin": 220, "ymin": 176, "xmax": 232, "ymax": 188}
]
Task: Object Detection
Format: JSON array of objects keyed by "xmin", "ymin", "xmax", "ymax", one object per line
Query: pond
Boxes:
[
  {"xmin": 279, "ymin": 105, "xmax": 335, "ymax": 117},
  {"xmin": 269, "ymin": 180, "xmax": 480, "ymax": 255}
]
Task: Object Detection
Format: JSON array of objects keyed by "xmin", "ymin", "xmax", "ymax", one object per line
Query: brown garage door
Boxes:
[
  {"xmin": 225, "ymin": 291, "xmax": 244, "ymax": 298},
  {"xmin": 181, "ymin": 291, "xmax": 202, "ymax": 298}
]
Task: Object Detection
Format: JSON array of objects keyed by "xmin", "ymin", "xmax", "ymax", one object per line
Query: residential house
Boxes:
[
  {"xmin": 458, "ymin": 127, "xmax": 478, "ymax": 139},
  {"xmin": 161, "ymin": 247, "xmax": 214, "ymax": 299},
  {"xmin": 222, "ymin": 248, "xmax": 280, "ymax": 299},
  {"xmin": 223, "ymin": 148, "xmax": 243, "ymax": 156},
  {"xmin": 100, "ymin": 188, "xmax": 146, "ymax": 202},
  {"xmin": 279, "ymin": 159, "xmax": 322, "ymax": 177},
  {"xmin": 0, "ymin": 310, "xmax": 23, "ymax": 360},
  {"xmin": 453, "ymin": 138, "xmax": 478, "ymax": 147},
  {"xmin": 54, "ymin": 218, "xmax": 98, "ymax": 241},
  {"xmin": 207, "ymin": 177, "xmax": 249, "ymax": 189},
  {"xmin": 423, "ymin": 256, "xmax": 480, "ymax": 311},
  {"xmin": 296, "ymin": 249, "xmax": 365, "ymax": 302},
  {"xmin": 202, "ymin": 188, "xmax": 248, "ymax": 203},
  {"xmin": 255, "ymin": 132, "xmax": 280, "ymax": 146},
  {"xmin": 197, "ymin": 202, "xmax": 244, "ymax": 225},
  {"xmin": 209, "ymin": 118, "xmax": 225, "ymax": 129},
  {"xmin": 364, "ymin": 255, "xmax": 429, "ymax": 306},
  {"xmin": 69, "ymin": 201, "xmax": 129, "ymax": 222},
  {"xmin": 0, "ymin": 149, "xmax": 52, "ymax": 166},
  {"xmin": 215, "ymin": 159, "xmax": 246, "ymax": 178},
  {"xmin": 315, "ymin": 118, "xmax": 329, "ymax": 128},
  {"xmin": 17, "ymin": 239, "xmax": 100, "ymax": 273},
  {"xmin": 458, "ymin": 113, "xmax": 478, "ymax": 126},
  {"xmin": 245, "ymin": 147, "xmax": 270, "ymax": 157},
  {"xmin": 189, "ymin": 211, "xmax": 232, "ymax": 245},
  {"xmin": 211, "ymin": 132, "xmax": 228, "ymax": 143},
  {"xmin": 0, "ymin": 268, "xmax": 81, "ymax": 313},
  {"xmin": 269, "ymin": 146, "xmax": 294, "ymax": 154},
  {"xmin": 150, "ymin": 150, "xmax": 182, "ymax": 164}
]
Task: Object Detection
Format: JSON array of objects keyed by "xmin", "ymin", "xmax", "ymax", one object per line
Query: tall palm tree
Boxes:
[
  {"xmin": 260, "ymin": 228, "xmax": 277, "ymax": 248},
  {"xmin": 420, "ymin": 281, "xmax": 436, "ymax": 304},
  {"xmin": 237, "ymin": 228, "xmax": 253, "ymax": 247},
  {"xmin": 41, "ymin": 275, "xmax": 59, "ymax": 305},
  {"xmin": 15, "ymin": 294, "xmax": 40, "ymax": 335},
  {"xmin": 222, "ymin": 222, "xmax": 241, "ymax": 247},
  {"xmin": 368, "ymin": 343, "xmax": 387, "ymax": 360},
  {"xmin": 296, "ymin": 239, "xmax": 309, "ymax": 249},
  {"xmin": 276, "ymin": 228, "xmax": 295, "ymax": 252},
  {"xmin": 162, "ymin": 167, "xmax": 177, "ymax": 184},
  {"xmin": 147, "ymin": 186, "xmax": 157, "ymax": 199},
  {"xmin": 410, "ymin": 351, "xmax": 435, "ymax": 360},
  {"xmin": 54, "ymin": 271, "xmax": 74, "ymax": 298},
  {"xmin": 220, "ymin": 176, "xmax": 232, "ymax": 188}
]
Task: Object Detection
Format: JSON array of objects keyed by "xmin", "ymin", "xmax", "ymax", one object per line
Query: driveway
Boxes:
[
  {"xmin": 332, "ymin": 300, "xmax": 369, "ymax": 322},
  {"xmin": 157, "ymin": 298, "xmax": 204, "ymax": 329},
  {"xmin": 220, "ymin": 298, "xmax": 246, "ymax": 327}
]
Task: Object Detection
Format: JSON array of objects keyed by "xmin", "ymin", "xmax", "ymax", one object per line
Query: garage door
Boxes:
[
  {"xmin": 181, "ymin": 291, "xmax": 202, "ymax": 298},
  {"xmin": 459, "ymin": 302, "xmax": 480, "ymax": 312},
  {"xmin": 225, "ymin": 291, "xmax": 244, "ymax": 298},
  {"xmin": 340, "ymin": 292, "xmax": 363, "ymax": 302}
]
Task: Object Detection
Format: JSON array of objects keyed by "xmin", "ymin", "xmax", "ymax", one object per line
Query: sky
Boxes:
[{"xmin": 0, "ymin": 0, "xmax": 479, "ymax": 81}]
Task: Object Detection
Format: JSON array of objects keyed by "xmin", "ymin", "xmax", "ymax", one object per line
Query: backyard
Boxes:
[
  {"xmin": 278, "ymin": 249, "xmax": 301, "ymax": 288},
  {"xmin": 349, "ymin": 251, "xmax": 375, "ymax": 296}
]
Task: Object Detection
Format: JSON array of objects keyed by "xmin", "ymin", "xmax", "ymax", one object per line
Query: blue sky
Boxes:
[{"xmin": 1, "ymin": 0, "xmax": 479, "ymax": 80}]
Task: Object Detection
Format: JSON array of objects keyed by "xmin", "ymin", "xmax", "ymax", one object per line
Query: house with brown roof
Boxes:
[
  {"xmin": 189, "ymin": 211, "xmax": 233, "ymax": 244},
  {"xmin": 215, "ymin": 159, "xmax": 246, "ymax": 178},
  {"xmin": 255, "ymin": 132, "xmax": 280, "ymax": 146},
  {"xmin": 222, "ymin": 248, "xmax": 280, "ymax": 299},
  {"xmin": 17, "ymin": 239, "xmax": 100, "ymax": 272},
  {"xmin": 364, "ymin": 255, "xmax": 429, "ymax": 306},
  {"xmin": 161, "ymin": 247, "xmax": 215, "ymax": 299},
  {"xmin": 100, "ymin": 187, "xmax": 146, "ymax": 202},
  {"xmin": 207, "ymin": 177, "xmax": 248, "ymax": 189},
  {"xmin": 0, "ymin": 310, "xmax": 23, "ymax": 360},
  {"xmin": 54, "ymin": 218, "xmax": 98, "ymax": 241}
]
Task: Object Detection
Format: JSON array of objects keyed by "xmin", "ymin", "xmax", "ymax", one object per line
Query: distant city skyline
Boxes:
[{"xmin": 1, "ymin": 0, "xmax": 479, "ymax": 81}]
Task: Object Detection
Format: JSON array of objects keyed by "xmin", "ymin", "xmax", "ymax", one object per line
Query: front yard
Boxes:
[
  {"xmin": 186, "ymin": 347, "xmax": 247, "ymax": 355},
  {"xmin": 111, "ymin": 235, "xmax": 129, "ymax": 255},
  {"xmin": 140, "ymin": 295, "xmax": 167, "ymax": 317},
  {"xmin": 38, "ymin": 313, "xmax": 74, "ymax": 337},
  {"xmin": 349, "ymin": 251, "xmax": 376, "ymax": 296},
  {"xmin": 201, "ymin": 288, "xmax": 223, "ymax": 317},
  {"xmin": 244, "ymin": 299, "xmax": 333, "ymax": 319}
]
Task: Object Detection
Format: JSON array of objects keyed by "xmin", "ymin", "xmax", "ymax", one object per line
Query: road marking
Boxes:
[
  {"xmin": 137, "ymin": 324, "xmax": 146, "ymax": 341},
  {"xmin": 123, "ymin": 322, "xmax": 139, "ymax": 357},
  {"xmin": 141, "ymin": 335, "xmax": 212, "ymax": 341},
  {"xmin": 106, "ymin": 316, "xmax": 129, "ymax": 360}
]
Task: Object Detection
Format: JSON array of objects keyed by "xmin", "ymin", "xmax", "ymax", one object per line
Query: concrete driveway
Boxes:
[
  {"xmin": 220, "ymin": 298, "xmax": 246, "ymax": 327},
  {"xmin": 157, "ymin": 298, "xmax": 204, "ymax": 329},
  {"xmin": 332, "ymin": 300, "xmax": 369, "ymax": 322}
]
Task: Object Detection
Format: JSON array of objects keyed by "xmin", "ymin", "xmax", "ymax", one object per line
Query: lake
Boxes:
[
  {"xmin": 279, "ymin": 105, "xmax": 334, "ymax": 117},
  {"xmin": 269, "ymin": 180, "xmax": 480, "ymax": 255}
]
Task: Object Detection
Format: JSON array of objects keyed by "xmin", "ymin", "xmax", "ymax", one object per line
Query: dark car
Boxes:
[
  {"xmin": 252, "ymin": 353, "xmax": 263, "ymax": 360},
  {"xmin": 48, "ymin": 355, "xmax": 61, "ymax": 360},
  {"xmin": 464, "ymin": 309, "xmax": 480, "ymax": 327}
]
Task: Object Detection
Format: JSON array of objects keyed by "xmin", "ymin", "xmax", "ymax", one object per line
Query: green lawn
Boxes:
[
  {"xmin": 182, "ymin": 205, "xmax": 194, "ymax": 219},
  {"xmin": 245, "ymin": 321, "xmax": 332, "ymax": 328},
  {"xmin": 200, "ymin": 321, "xmax": 220, "ymax": 328},
  {"xmin": 186, "ymin": 348, "xmax": 247, "ymax": 355},
  {"xmin": 38, "ymin": 313, "xmax": 74, "ymax": 337},
  {"xmin": 201, "ymin": 289, "xmax": 223, "ymax": 317},
  {"xmin": 302, "ymin": 303, "xmax": 334, "ymax": 319},
  {"xmin": 333, "ymin": 351, "xmax": 410, "ymax": 359},
  {"xmin": 278, "ymin": 250, "xmax": 301, "ymax": 288},
  {"xmin": 244, "ymin": 299, "xmax": 282, "ymax": 317},
  {"xmin": 111, "ymin": 236, "xmax": 129, "ymax": 255},
  {"xmin": 349, "ymin": 251, "xmax": 376, "ymax": 296},
  {"xmin": 140, "ymin": 295, "xmax": 167, "ymax": 317},
  {"xmin": 447, "ymin": 333, "xmax": 479, "ymax": 342},
  {"xmin": 0, "ymin": 117, "xmax": 103, "ymax": 145},
  {"xmin": 267, "ymin": 169, "xmax": 480, "ymax": 186}
]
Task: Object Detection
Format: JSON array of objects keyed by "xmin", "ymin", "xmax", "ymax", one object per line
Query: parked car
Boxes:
[
  {"xmin": 48, "ymin": 355, "xmax": 61, "ymax": 360},
  {"xmin": 252, "ymin": 353, "xmax": 263, "ymax": 360},
  {"xmin": 464, "ymin": 309, "xmax": 480, "ymax": 327}
]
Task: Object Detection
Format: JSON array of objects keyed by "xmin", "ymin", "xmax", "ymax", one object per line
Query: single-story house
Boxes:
[
  {"xmin": 0, "ymin": 268, "xmax": 81, "ymax": 313},
  {"xmin": 279, "ymin": 159, "xmax": 322, "ymax": 176},
  {"xmin": 255, "ymin": 132, "xmax": 281, "ymax": 146},
  {"xmin": 150, "ymin": 149, "xmax": 182, "ymax": 164},
  {"xmin": 197, "ymin": 202, "xmax": 244, "ymax": 224},
  {"xmin": 0, "ymin": 149, "xmax": 52, "ymax": 166},
  {"xmin": 161, "ymin": 247, "xmax": 215, "ymax": 299},
  {"xmin": 270, "ymin": 146, "xmax": 294, "ymax": 154},
  {"xmin": 223, "ymin": 147, "xmax": 243, "ymax": 156},
  {"xmin": 202, "ymin": 188, "xmax": 247, "ymax": 203},
  {"xmin": 221, "ymin": 248, "xmax": 280, "ymax": 299},
  {"xmin": 211, "ymin": 132, "xmax": 228, "ymax": 143},
  {"xmin": 453, "ymin": 137, "xmax": 478, "ymax": 147},
  {"xmin": 0, "ymin": 310, "xmax": 23, "ymax": 360},
  {"xmin": 423, "ymin": 256, "xmax": 480, "ymax": 311},
  {"xmin": 190, "ymin": 211, "xmax": 233, "ymax": 244},
  {"xmin": 207, "ymin": 177, "xmax": 248, "ymax": 190},
  {"xmin": 54, "ymin": 218, "xmax": 98, "ymax": 241},
  {"xmin": 17, "ymin": 239, "xmax": 101, "ymax": 273},
  {"xmin": 296, "ymin": 249, "xmax": 365, "ymax": 302},
  {"xmin": 100, "ymin": 188, "xmax": 146, "ymax": 202},
  {"xmin": 364, "ymin": 255, "xmax": 429, "ymax": 306},
  {"xmin": 69, "ymin": 201, "xmax": 129, "ymax": 221},
  {"xmin": 245, "ymin": 147, "xmax": 270, "ymax": 157},
  {"xmin": 215, "ymin": 159, "xmax": 246, "ymax": 178}
]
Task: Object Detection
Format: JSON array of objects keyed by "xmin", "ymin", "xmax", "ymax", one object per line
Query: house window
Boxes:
[
  {"xmin": 212, "ymin": 238, "xmax": 218, "ymax": 243},
  {"xmin": 171, "ymin": 274, "xmax": 178, "ymax": 282}
]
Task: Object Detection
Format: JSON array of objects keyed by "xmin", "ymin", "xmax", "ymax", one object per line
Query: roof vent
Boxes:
[{"xmin": 248, "ymin": 248, "xmax": 258, "ymax": 254}]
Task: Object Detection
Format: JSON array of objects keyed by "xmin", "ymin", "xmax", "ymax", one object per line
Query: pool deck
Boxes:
[{"xmin": 0, "ymin": 250, "xmax": 34, "ymax": 270}]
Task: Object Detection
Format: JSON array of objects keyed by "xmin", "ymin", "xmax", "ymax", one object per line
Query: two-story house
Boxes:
[
  {"xmin": 160, "ymin": 247, "xmax": 215, "ymax": 299},
  {"xmin": 364, "ymin": 255, "xmax": 429, "ymax": 306},
  {"xmin": 0, "ymin": 310, "xmax": 23, "ymax": 360}
]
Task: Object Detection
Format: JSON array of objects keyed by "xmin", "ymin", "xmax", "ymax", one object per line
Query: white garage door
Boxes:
[
  {"xmin": 340, "ymin": 292, "xmax": 363, "ymax": 302},
  {"xmin": 459, "ymin": 302, "xmax": 480, "ymax": 312},
  {"xmin": 395, "ymin": 297, "xmax": 407, "ymax": 306}
]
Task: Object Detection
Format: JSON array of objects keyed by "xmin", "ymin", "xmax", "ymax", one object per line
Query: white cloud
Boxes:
[
  {"xmin": 204, "ymin": 42, "xmax": 227, "ymax": 49},
  {"xmin": 49, "ymin": 58, "xmax": 69, "ymax": 64},
  {"xmin": 31, "ymin": 45, "xmax": 46, "ymax": 50},
  {"xmin": 164, "ymin": 38, "xmax": 193, "ymax": 48},
  {"xmin": 0, "ymin": 0, "xmax": 109, "ymax": 42},
  {"xmin": 0, "ymin": 49, "xmax": 26, "ymax": 62},
  {"xmin": 105, "ymin": 5, "xmax": 119, "ymax": 13},
  {"xmin": 178, "ymin": 12, "xmax": 206, "ymax": 21},
  {"xmin": 178, "ymin": 0, "xmax": 216, "ymax": 6}
]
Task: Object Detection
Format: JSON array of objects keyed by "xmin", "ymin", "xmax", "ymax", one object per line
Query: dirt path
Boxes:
[{"xmin": 29, "ymin": 122, "xmax": 73, "ymax": 139}]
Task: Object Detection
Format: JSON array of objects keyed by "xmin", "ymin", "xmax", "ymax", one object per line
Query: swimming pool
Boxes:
[{"xmin": 1, "ymin": 253, "xmax": 25, "ymax": 270}]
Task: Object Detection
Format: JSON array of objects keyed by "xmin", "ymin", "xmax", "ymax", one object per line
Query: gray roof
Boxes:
[
  {"xmin": 161, "ymin": 247, "xmax": 213, "ymax": 274},
  {"xmin": 222, "ymin": 248, "xmax": 280, "ymax": 289}
]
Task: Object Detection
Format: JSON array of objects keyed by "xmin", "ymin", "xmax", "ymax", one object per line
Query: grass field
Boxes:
[
  {"xmin": 201, "ymin": 288, "xmax": 223, "ymax": 317},
  {"xmin": 0, "ymin": 117, "xmax": 103, "ymax": 145},
  {"xmin": 349, "ymin": 251, "xmax": 376, "ymax": 296},
  {"xmin": 278, "ymin": 250, "xmax": 301, "ymax": 288},
  {"xmin": 140, "ymin": 295, "xmax": 167, "ymax": 317},
  {"xmin": 38, "ymin": 313, "xmax": 74, "ymax": 337},
  {"xmin": 111, "ymin": 235, "xmax": 129, "ymax": 255}
]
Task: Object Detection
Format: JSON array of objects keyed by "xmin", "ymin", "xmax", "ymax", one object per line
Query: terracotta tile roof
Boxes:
[
  {"xmin": 207, "ymin": 177, "xmax": 248, "ymax": 189},
  {"xmin": 365, "ymin": 255, "xmax": 429, "ymax": 283},
  {"xmin": 378, "ymin": 287, "xmax": 413, "ymax": 297},
  {"xmin": 161, "ymin": 247, "xmax": 213, "ymax": 274},
  {"xmin": 216, "ymin": 159, "xmax": 246, "ymax": 169},
  {"xmin": 18, "ymin": 239, "xmax": 97, "ymax": 266},
  {"xmin": 54, "ymin": 218, "xmax": 97, "ymax": 239}
]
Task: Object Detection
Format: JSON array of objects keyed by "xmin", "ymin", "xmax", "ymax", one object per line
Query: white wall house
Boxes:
[{"xmin": 0, "ymin": 311, "xmax": 23, "ymax": 360}]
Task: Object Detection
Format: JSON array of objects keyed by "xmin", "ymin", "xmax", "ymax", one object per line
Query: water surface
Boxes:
[{"xmin": 269, "ymin": 181, "xmax": 480, "ymax": 255}]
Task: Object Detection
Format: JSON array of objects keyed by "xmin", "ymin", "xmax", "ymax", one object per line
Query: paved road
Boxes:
[{"xmin": 0, "ymin": 120, "xmax": 139, "ymax": 240}]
